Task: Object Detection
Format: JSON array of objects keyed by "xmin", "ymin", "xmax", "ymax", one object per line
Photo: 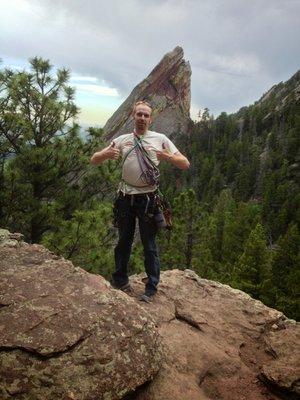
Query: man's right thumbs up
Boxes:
[{"xmin": 107, "ymin": 141, "xmax": 120, "ymax": 160}]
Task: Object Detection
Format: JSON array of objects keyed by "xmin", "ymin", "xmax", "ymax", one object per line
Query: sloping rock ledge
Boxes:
[
  {"xmin": 0, "ymin": 229, "xmax": 162, "ymax": 400},
  {"xmin": 127, "ymin": 272, "xmax": 299, "ymax": 400},
  {"xmin": 0, "ymin": 229, "xmax": 299, "ymax": 400}
]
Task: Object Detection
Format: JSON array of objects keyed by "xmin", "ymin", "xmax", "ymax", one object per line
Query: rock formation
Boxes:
[
  {"xmin": 235, "ymin": 69, "xmax": 300, "ymax": 200},
  {"xmin": 256, "ymin": 69, "xmax": 300, "ymax": 112},
  {"xmin": 0, "ymin": 230, "xmax": 162, "ymax": 400},
  {"xmin": 103, "ymin": 46, "xmax": 192, "ymax": 139},
  {"xmin": 0, "ymin": 230, "xmax": 299, "ymax": 400},
  {"xmin": 129, "ymin": 270, "xmax": 299, "ymax": 400}
]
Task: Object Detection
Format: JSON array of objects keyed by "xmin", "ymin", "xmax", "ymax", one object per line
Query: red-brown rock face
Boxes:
[
  {"xmin": 129, "ymin": 270, "xmax": 300, "ymax": 400},
  {"xmin": 0, "ymin": 230, "xmax": 162, "ymax": 400},
  {"xmin": 2, "ymin": 230, "xmax": 298, "ymax": 400},
  {"xmin": 104, "ymin": 46, "xmax": 192, "ymax": 139}
]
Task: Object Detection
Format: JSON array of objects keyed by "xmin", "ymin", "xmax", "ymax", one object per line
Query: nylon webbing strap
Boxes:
[{"xmin": 122, "ymin": 134, "xmax": 160, "ymax": 187}]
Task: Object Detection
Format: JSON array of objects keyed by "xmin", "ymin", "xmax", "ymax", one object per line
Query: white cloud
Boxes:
[
  {"xmin": 75, "ymin": 83, "xmax": 119, "ymax": 97},
  {"xmin": 208, "ymin": 54, "xmax": 261, "ymax": 76},
  {"xmin": 0, "ymin": 0, "xmax": 299, "ymax": 125},
  {"xmin": 70, "ymin": 75, "xmax": 99, "ymax": 83}
]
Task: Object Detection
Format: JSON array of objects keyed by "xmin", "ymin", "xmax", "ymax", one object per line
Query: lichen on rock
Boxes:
[{"xmin": 0, "ymin": 234, "xmax": 162, "ymax": 400}]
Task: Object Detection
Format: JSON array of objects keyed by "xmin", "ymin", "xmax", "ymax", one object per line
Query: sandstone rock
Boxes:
[
  {"xmin": 103, "ymin": 46, "xmax": 192, "ymax": 139},
  {"xmin": 0, "ymin": 241, "xmax": 162, "ymax": 400},
  {"xmin": 0, "ymin": 228, "xmax": 24, "ymax": 248},
  {"xmin": 1, "ymin": 233, "xmax": 298, "ymax": 400},
  {"xmin": 127, "ymin": 269, "xmax": 299, "ymax": 400},
  {"xmin": 261, "ymin": 320, "xmax": 300, "ymax": 394}
]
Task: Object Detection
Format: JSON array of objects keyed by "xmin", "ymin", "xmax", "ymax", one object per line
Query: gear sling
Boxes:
[{"xmin": 114, "ymin": 134, "xmax": 172, "ymax": 229}]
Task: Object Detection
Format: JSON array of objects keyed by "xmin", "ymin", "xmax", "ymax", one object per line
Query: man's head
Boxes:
[{"xmin": 132, "ymin": 101, "xmax": 152, "ymax": 135}]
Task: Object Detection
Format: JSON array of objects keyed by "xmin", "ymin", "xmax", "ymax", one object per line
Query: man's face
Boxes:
[{"xmin": 133, "ymin": 104, "xmax": 152, "ymax": 133}]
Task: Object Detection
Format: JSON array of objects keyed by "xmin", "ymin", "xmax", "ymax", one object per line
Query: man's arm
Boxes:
[
  {"xmin": 90, "ymin": 142, "xmax": 120, "ymax": 165},
  {"xmin": 166, "ymin": 151, "xmax": 190, "ymax": 170}
]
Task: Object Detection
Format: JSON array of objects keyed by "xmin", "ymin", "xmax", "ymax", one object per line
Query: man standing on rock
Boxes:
[{"xmin": 91, "ymin": 101, "xmax": 190, "ymax": 302}]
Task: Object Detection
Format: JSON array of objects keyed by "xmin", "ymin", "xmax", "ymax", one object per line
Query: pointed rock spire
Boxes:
[{"xmin": 104, "ymin": 46, "xmax": 192, "ymax": 139}]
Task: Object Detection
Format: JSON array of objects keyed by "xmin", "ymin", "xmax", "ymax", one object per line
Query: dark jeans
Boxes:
[{"xmin": 112, "ymin": 193, "xmax": 160, "ymax": 295}]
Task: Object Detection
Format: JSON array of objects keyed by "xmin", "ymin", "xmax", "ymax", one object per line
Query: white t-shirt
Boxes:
[{"xmin": 112, "ymin": 130, "xmax": 179, "ymax": 194}]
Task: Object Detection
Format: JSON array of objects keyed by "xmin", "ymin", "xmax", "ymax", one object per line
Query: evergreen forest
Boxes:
[{"xmin": 1, "ymin": 58, "xmax": 299, "ymax": 320}]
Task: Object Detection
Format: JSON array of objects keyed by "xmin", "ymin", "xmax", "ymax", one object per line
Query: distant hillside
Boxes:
[
  {"xmin": 158, "ymin": 70, "xmax": 299, "ymax": 321},
  {"xmin": 174, "ymin": 69, "xmax": 299, "ymax": 239},
  {"xmin": 238, "ymin": 70, "xmax": 300, "ymax": 118}
]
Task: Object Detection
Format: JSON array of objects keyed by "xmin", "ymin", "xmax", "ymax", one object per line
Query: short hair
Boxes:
[{"xmin": 133, "ymin": 100, "xmax": 152, "ymax": 114}]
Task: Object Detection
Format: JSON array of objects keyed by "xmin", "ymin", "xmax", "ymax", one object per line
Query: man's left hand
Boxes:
[{"xmin": 155, "ymin": 143, "xmax": 173, "ymax": 162}]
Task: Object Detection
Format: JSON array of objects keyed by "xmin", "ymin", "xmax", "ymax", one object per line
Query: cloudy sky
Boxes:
[{"xmin": 1, "ymin": 0, "xmax": 300, "ymax": 127}]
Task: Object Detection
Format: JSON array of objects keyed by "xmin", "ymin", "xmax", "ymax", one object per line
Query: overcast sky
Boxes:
[{"xmin": 1, "ymin": 0, "xmax": 300, "ymax": 127}]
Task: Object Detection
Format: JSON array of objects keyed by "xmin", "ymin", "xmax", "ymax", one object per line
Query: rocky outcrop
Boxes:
[
  {"xmin": 103, "ymin": 46, "xmax": 192, "ymax": 139},
  {"xmin": 1, "ymin": 231, "xmax": 299, "ymax": 400},
  {"xmin": 235, "ymin": 70, "xmax": 300, "ymax": 200},
  {"xmin": 128, "ymin": 270, "xmax": 299, "ymax": 400},
  {"xmin": 0, "ymin": 230, "xmax": 162, "ymax": 400},
  {"xmin": 256, "ymin": 70, "xmax": 300, "ymax": 112}
]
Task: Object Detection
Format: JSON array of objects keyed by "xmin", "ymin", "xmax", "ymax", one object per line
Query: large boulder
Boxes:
[
  {"xmin": 1, "ymin": 231, "xmax": 298, "ymax": 400},
  {"xmin": 0, "ymin": 232, "xmax": 162, "ymax": 400},
  {"xmin": 103, "ymin": 46, "xmax": 192, "ymax": 139},
  {"xmin": 128, "ymin": 270, "xmax": 299, "ymax": 400}
]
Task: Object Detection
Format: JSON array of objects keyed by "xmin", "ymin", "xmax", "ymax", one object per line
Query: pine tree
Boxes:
[
  {"xmin": 0, "ymin": 58, "xmax": 119, "ymax": 243},
  {"xmin": 234, "ymin": 223, "xmax": 272, "ymax": 304},
  {"xmin": 159, "ymin": 189, "xmax": 202, "ymax": 270},
  {"xmin": 209, "ymin": 189, "xmax": 236, "ymax": 263},
  {"xmin": 0, "ymin": 58, "xmax": 80, "ymax": 242},
  {"xmin": 271, "ymin": 223, "xmax": 300, "ymax": 319},
  {"xmin": 42, "ymin": 202, "xmax": 117, "ymax": 278}
]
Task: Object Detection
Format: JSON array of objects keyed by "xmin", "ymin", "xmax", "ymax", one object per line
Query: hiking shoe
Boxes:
[
  {"xmin": 110, "ymin": 280, "xmax": 133, "ymax": 293},
  {"xmin": 140, "ymin": 292, "xmax": 156, "ymax": 303},
  {"xmin": 119, "ymin": 282, "xmax": 133, "ymax": 293}
]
